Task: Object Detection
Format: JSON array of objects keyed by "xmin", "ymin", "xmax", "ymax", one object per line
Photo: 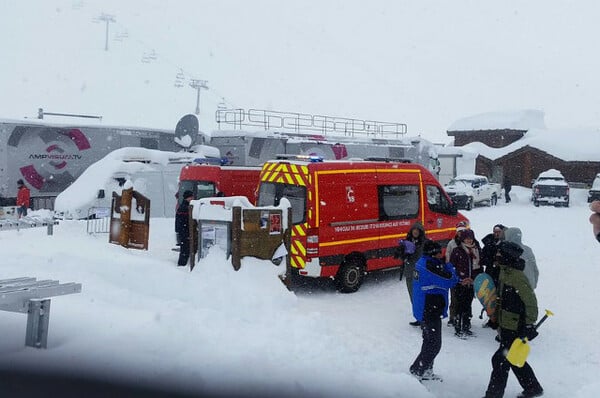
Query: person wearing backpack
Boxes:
[{"xmin": 483, "ymin": 241, "xmax": 543, "ymax": 398}]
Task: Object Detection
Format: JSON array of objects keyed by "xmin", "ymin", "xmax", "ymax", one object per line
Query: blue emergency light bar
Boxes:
[
  {"xmin": 192, "ymin": 157, "xmax": 224, "ymax": 165},
  {"xmin": 275, "ymin": 154, "xmax": 324, "ymax": 162}
]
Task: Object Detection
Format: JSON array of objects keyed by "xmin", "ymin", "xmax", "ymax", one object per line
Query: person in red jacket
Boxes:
[{"xmin": 16, "ymin": 179, "xmax": 30, "ymax": 218}]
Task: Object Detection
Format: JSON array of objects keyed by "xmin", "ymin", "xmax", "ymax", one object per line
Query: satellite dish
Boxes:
[{"xmin": 174, "ymin": 114, "xmax": 199, "ymax": 148}]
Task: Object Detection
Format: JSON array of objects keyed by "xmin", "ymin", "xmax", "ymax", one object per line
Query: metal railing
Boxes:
[{"xmin": 215, "ymin": 108, "xmax": 407, "ymax": 138}]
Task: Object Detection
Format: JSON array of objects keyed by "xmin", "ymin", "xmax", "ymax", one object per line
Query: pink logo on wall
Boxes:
[{"xmin": 12, "ymin": 128, "xmax": 91, "ymax": 191}]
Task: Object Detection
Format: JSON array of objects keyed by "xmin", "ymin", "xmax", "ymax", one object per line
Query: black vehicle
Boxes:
[{"xmin": 531, "ymin": 169, "xmax": 570, "ymax": 207}]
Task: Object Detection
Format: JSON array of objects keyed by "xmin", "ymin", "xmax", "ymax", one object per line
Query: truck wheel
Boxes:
[
  {"xmin": 491, "ymin": 194, "xmax": 497, "ymax": 206},
  {"xmin": 466, "ymin": 197, "xmax": 474, "ymax": 210},
  {"xmin": 335, "ymin": 257, "xmax": 364, "ymax": 293}
]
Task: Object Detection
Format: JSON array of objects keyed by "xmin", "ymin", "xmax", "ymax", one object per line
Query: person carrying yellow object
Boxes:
[{"xmin": 483, "ymin": 241, "xmax": 542, "ymax": 398}]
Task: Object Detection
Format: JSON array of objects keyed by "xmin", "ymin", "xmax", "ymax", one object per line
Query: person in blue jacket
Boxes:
[{"xmin": 409, "ymin": 240, "xmax": 459, "ymax": 380}]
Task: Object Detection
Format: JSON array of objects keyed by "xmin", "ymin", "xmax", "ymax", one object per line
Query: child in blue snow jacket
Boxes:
[{"xmin": 409, "ymin": 240, "xmax": 459, "ymax": 380}]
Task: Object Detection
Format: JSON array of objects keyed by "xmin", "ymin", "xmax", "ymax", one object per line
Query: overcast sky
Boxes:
[{"xmin": 2, "ymin": 0, "xmax": 600, "ymax": 143}]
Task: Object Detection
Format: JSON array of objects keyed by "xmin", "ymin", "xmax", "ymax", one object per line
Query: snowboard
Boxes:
[{"xmin": 473, "ymin": 273, "xmax": 497, "ymax": 322}]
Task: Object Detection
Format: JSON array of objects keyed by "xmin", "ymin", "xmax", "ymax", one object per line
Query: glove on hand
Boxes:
[
  {"xmin": 393, "ymin": 246, "xmax": 404, "ymax": 259},
  {"xmin": 520, "ymin": 324, "xmax": 539, "ymax": 341},
  {"xmin": 403, "ymin": 240, "xmax": 416, "ymax": 255}
]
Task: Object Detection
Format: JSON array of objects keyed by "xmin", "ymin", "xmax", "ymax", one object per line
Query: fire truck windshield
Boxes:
[
  {"xmin": 179, "ymin": 180, "xmax": 216, "ymax": 204},
  {"xmin": 257, "ymin": 182, "xmax": 306, "ymax": 224}
]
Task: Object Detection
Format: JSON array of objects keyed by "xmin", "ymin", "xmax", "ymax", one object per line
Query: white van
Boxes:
[{"xmin": 54, "ymin": 146, "xmax": 221, "ymax": 219}]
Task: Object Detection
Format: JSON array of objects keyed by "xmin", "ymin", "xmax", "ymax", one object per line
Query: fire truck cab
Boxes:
[
  {"xmin": 177, "ymin": 164, "xmax": 262, "ymax": 207},
  {"xmin": 256, "ymin": 156, "xmax": 468, "ymax": 293}
]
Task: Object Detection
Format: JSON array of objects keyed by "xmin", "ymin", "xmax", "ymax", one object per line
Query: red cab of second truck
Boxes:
[{"xmin": 177, "ymin": 164, "xmax": 262, "ymax": 206}]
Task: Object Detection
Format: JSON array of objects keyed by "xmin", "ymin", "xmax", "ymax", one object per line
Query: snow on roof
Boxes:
[
  {"xmin": 453, "ymin": 174, "xmax": 484, "ymax": 181},
  {"xmin": 436, "ymin": 145, "xmax": 479, "ymax": 159},
  {"xmin": 537, "ymin": 168, "xmax": 564, "ymax": 179},
  {"xmin": 0, "ymin": 116, "xmax": 175, "ymax": 133},
  {"xmin": 534, "ymin": 169, "xmax": 568, "ymax": 185},
  {"xmin": 462, "ymin": 127, "xmax": 600, "ymax": 162},
  {"xmin": 448, "ymin": 109, "xmax": 546, "ymax": 132},
  {"xmin": 54, "ymin": 147, "xmax": 220, "ymax": 213}
]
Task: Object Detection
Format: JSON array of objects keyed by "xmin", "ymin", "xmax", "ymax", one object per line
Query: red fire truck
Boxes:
[{"xmin": 256, "ymin": 156, "xmax": 469, "ymax": 292}]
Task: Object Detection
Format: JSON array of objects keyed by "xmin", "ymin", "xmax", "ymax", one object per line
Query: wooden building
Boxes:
[
  {"xmin": 475, "ymin": 146, "xmax": 600, "ymax": 187},
  {"xmin": 447, "ymin": 111, "xmax": 600, "ymax": 187}
]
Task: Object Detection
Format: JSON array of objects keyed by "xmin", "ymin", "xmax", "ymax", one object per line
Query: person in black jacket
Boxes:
[
  {"xmin": 502, "ymin": 176, "xmax": 512, "ymax": 203},
  {"xmin": 395, "ymin": 222, "xmax": 427, "ymax": 326},
  {"xmin": 449, "ymin": 228, "xmax": 482, "ymax": 337},
  {"xmin": 176, "ymin": 190, "xmax": 194, "ymax": 266},
  {"xmin": 481, "ymin": 224, "xmax": 507, "ymax": 286},
  {"xmin": 483, "ymin": 241, "xmax": 543, "ymax": 398}
]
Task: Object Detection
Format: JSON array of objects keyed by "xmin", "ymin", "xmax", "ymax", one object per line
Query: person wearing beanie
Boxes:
[
  {"xmin": 396, "ymin": 222, "xmax": 427, "ymax": 326},
  {"xmin": 483, "ymin": 241, "xmax": 543, "ymax": 398},
  {"xmin": 445, "ymin": 221, "xmax": 469, "ymax": 326},
  {"xmin": 410, "ymin": 239, "xmax": 458, "ymax": 381},
  {"xmin": 175, "ymin": 190, "xmax": 195, "ymax": 266},
  {"xmin": 445, "ymin": 222, "xmax": 469, "ymax": 263},
  {"xmin": 449, "ymin": 228, "xmax": 482, "ymax": 337}
]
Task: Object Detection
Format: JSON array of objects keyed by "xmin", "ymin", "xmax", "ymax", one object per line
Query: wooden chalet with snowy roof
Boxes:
[{"xmin": 446, "ymin": 110, "xmax": 600, "ymax": 187}]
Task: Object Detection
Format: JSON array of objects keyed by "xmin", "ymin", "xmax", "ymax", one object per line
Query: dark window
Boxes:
[
  {"xmin": 178, "ymin": 180, "xmax": 216, "ymax": 206},
  {"xmin": 426, "ymin": 185, "xmax": 453, "ymax": 214},
  {"xmin": 378, "ymin": 185, "xmax": 419, "ymax": 220},
  {"xmin": 257, "ymin": 182, "xmax": 306, "ymax": 224}
]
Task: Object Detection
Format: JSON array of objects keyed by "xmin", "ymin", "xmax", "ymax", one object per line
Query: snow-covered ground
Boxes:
[{"xmin": 1, "ymin": 186, "xmax": 598, "ymax": 397}]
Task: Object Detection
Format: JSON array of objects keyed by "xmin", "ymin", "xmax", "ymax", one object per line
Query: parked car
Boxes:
[
  {"xmin": 588, "ymin": 173, "xmax": 600, "ymax": 203},
  {"xmin": 444, "ymin": 174, "xmax": 502, "ymax": 210},
  {"xmin": 531, "ymin": 169, "xmax": 570, "ymax": 207}
]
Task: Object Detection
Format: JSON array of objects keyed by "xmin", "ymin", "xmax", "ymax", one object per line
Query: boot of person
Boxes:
[
  {"xmin": 516, "ymin": 388, "xmax": 543, "ymax": 398},
  {"xmin": 462, "ymin": 315, "xmax": 473, "ymax": 336},
  {"xmin": 454, "ymin": 314, "xmax": 463, "ymax": 337}
]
